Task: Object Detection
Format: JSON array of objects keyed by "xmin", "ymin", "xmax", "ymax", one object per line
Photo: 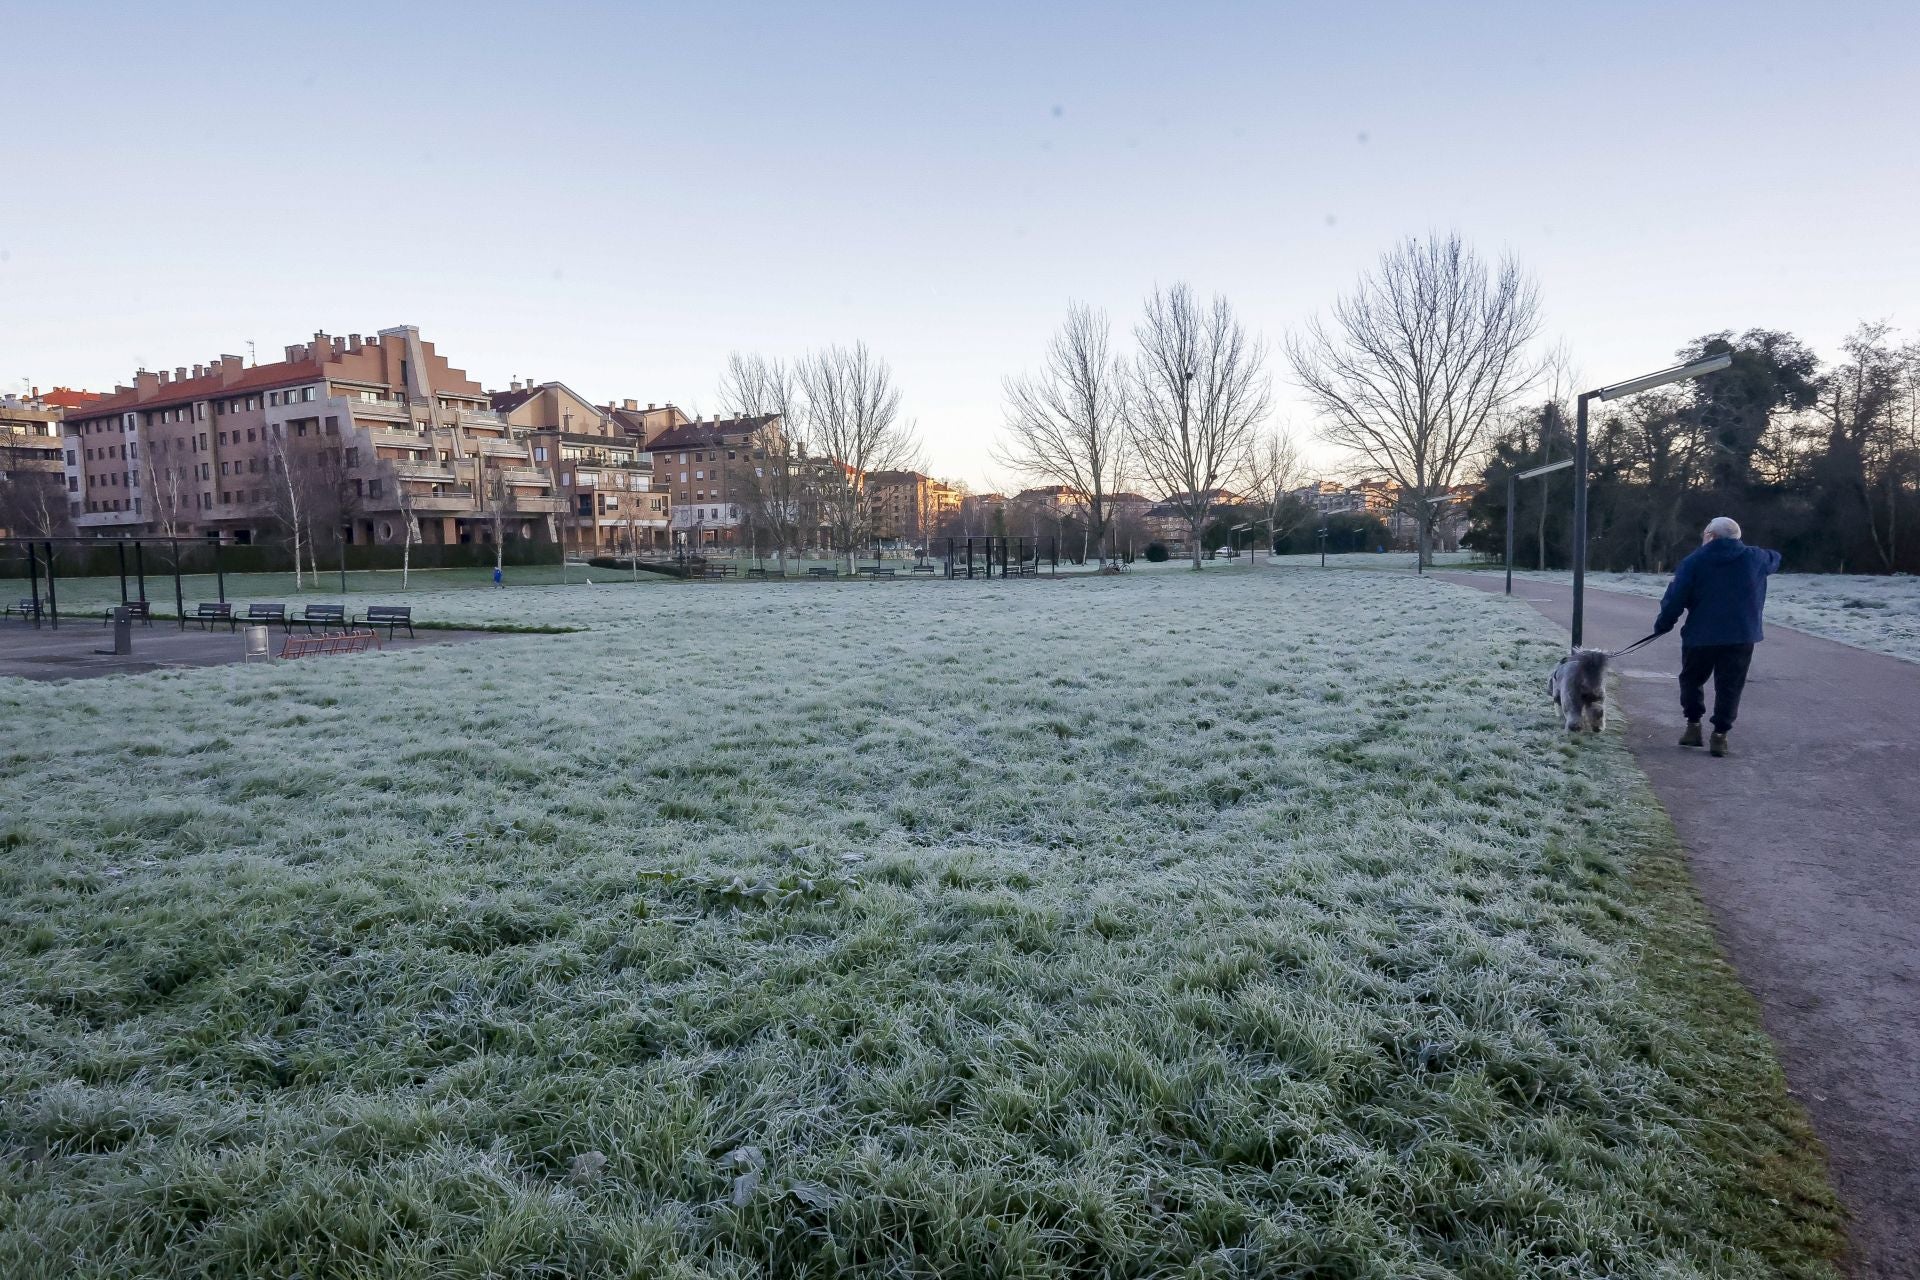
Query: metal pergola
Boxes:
[
  {"xmin": 939, "ymin": 536, "xmax": 1059, "ymax": 580},
  {"xmin": 1, "ymin": 537, "xmax": 235, "ymax": 629}
]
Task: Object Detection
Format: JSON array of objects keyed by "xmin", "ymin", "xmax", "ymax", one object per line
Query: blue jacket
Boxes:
[{"xmin": 1654, "ymin": 538, "xmax": 1782, "ymax": 647}]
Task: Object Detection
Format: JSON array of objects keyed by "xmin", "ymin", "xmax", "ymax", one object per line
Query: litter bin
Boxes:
[
  {"xmin": 244, "ymin": 625, "xmax": 271, "ymax": 663},
  {"xmin": 109, "ymin": 606, "xmax": 132, "ymax": 656}
]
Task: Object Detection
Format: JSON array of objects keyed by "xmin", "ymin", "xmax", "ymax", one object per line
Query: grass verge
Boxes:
[{"xmin": 0, "ymin": 569, "xmax": 1842, "ymax": 1277}]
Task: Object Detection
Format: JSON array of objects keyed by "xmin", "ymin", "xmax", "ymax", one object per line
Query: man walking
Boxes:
[{"xmin": 1653, "ymin": 516, "xmax": 1782, "ymax": 757}]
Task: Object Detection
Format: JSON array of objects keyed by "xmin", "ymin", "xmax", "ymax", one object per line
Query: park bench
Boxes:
[
  {"xmin": 101, "ymin": 599, "xmax": 154, "ymax": 626},
  {"xmin": 7, "ymin": 597, "xmax": 43, "ymax": 622},
  {"xmin": 806, "ymin": 566, "xmax": 837, "ymax": 578},
  {"xmin": 856, "ymin": 566, "xmax": 897, "ymax": 579},
  {"xmin": 242, "ymin": 603, "xmax": 288, "ymax": 631},
  {"xmin": 279, "ymin": 628, "xmax": 381, "ymax": 660},
  {"xmin": 191, "ymin": 602, "xmax": 236, "ymax": 631},
  {"xmin": 360, "ymin": 605, "xmax": 414, "ymax": 638},
  {"xmin": 909, "ymin": 562, "xmax": 937, "ymax": 575},
  {"xmin": 299, "ymin": 603, "xmax": 347, "ymax": 633},
  {"xmin": 700, "ymin": 565, "xmax": 733, "ymax": 580}
]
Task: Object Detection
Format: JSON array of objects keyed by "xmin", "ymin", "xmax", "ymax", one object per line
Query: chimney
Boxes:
[
  {"xmin": 347, "ymin": 333, "xmax": 362, "ymax": 351},
  {"xmin": 155, "ymin": 370, "xmax": 170, "ymax": 386},
  {"xmin": 624, "ymin": 399, "xmax": 637, "ymax": 411},
  {"xmin": 175, "ymin": 366, "xmax": 188, "ymax": 382},
  {"xmin": 510, "ymin": 380, "xmax": 522, "ymax": 392},
  {"xmin": 192, "ymin": 364, "xmax": 205, "ymax": 379},
  {"xmin": 285, "ymin": 345, "xmax": 303, "ymax": 363},
  {"xmin": 647, "ymin": 402, "xmax": 656, "ymax": 411},
  {"xmin": 136, "ymin": 370, "xmax": 159, "ymax": 396},
  {"xmin": 312, "ymin": 331, "xmax": 329, "ymax": 354},
  {"xmin": 218, "ymin": 355, "xmax": 245, "ymax": 385},
  {"xmin": 331, "ymin": 336, "xmax": 346, "ymax": 356}
]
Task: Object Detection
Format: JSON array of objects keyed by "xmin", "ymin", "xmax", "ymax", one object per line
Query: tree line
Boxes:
[{"xmin": 1466, "ymin": 325, "xmax": 1920, "ymax": 573}]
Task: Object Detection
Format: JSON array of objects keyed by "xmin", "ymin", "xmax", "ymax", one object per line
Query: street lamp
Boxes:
[
  {"xmin": 1570, "ymin": 353, "xmax": 1731, "ymax": 645},
  {"xmin": 1507, "ymin": 457, "xmax": 1574, "ymax": 595},
  {"xmin": 1317, "ymin": 525, "xmax": 1329, "ymax": 566}
]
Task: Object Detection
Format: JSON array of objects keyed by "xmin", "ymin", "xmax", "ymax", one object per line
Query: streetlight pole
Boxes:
[
  {"xmin": 1509, "ymin": 458, "xmax": 1574, "ymax": 595},
  {"xmin": 1569, "ymin": 353, "xmax": 1731, "ymax": 647}
]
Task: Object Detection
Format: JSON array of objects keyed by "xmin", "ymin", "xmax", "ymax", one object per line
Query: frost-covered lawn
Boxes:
[
  {"xmin": 0, "ymin": 572, "xmax": 1840, "ymax": 1277},
  {"xmin": 1263, "ymin": 549, "xmax": 1482, "ymax": 571},
  {"xmin": 1493, "ymin": 569, "xmax": 1920, "ymax": 664}
]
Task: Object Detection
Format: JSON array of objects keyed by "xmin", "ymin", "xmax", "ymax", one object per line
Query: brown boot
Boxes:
[
  {"xmin": 1710, "ymin": 732, "xmax": 1729, "ymax": 757},
  {"xmin": 1679, "ymin": 721, "xmax": 1703, "ymax": 748}
]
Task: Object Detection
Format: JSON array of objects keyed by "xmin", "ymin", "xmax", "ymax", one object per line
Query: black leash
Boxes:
[{"xmin": 1604, "ymin": 632, "xmax": 1661, "ymax": 659}]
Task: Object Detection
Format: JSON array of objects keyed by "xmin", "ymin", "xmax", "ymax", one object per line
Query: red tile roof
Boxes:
[
  {"xmin": 66, "ymin": 359, "xmax": 326, "ymax": 421},
  {"xmin": 39, "ymin": 386, "xmax": 105, "ymax": 410}
]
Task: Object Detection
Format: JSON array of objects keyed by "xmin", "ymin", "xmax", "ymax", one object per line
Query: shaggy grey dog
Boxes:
[{"xmin": 1549, "ymin": 648, "xmax": 1609, "ymax": 732}]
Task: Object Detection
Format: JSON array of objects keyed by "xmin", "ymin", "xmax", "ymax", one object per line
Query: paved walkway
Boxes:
[
  {"xmin": 0, "ymin": 621, "xmax": 502, "ymax": 681},
  {"xmin": 1438, "ymin": 573, "xmax": 1919, "ymax": 1279}
]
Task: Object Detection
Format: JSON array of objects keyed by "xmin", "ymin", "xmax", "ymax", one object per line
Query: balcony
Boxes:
[
  {"xmin": 513, "ymin": 495, "xmax": 567, "ymax": 514},
  {"xmin": 349, "ymin": 400, "xmax": 409, "ymax": 423},
  {"xmin": 393, "ymin": 463, "xmax": 459, "ymax": 484},
  {"xmin": 73, "ymin": 509, "xmax": 144, "ymax": 528},
  {"xmin": 368, "ymin": 427, "xmax": 429, "ymax": 450},
  {"xmin": 476, "ymin": 438, "xmax": 527, "ymax": 458},
  {"xmin": 404, "ymin": 490, "xmax": 479, "ymax": 513},
  {"xmin": 457, "ymin": 409, "xmax": 509, "ymax": 431}
]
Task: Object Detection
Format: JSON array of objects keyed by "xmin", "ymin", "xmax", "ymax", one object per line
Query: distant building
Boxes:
[
  {"xmin": 642, "ymin": 415, "xmax": 783, "ymax": 549},
  {"xmin": 62, "ymin": 327, "xmax": 563, "ymax": 547},
  {"xmin": 1, "ymin": 388, "xmax": 83, "ymax": 538},
  {"xmin": 868, "ymin": 470, "xmax": 961, "ymax": 545},
  {"xmin": 490, "ymin": 381, "xmax": 669, "ymax": 552}
]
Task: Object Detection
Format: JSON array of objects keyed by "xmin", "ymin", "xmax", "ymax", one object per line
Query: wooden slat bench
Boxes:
[
  {"xmin": 243, "ymin": 603, "xmax": 288, "ymax": 631},
  {"xmin": 192, "ymin": 602, "xmax": 236, "ymax": 631},
  {"xmin": 279, "ymin": 628, "xmax": 381, "ymax": 659},
  {"xmin": 360, "ymin": 605, "xmax": 414, "ymax": 638},
  {"xmin": 299, "ymin": 603, "xmax": 347, "ymax": 633},
  {"xmin": 102, "ymin": 600, "xmax": 154, "ymax": 626},
  {"xmin": 806, "ymin": 566, "xmax": 838, "ymax": 578},
  {"xmin": 7, "ymin": 597, "xmax": 43, "ymax": 622}
]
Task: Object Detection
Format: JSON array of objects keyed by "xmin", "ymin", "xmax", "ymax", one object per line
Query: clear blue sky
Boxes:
[{"xmin": 5, "ymin": 1, "xmax": 1916, "ymax": 487}]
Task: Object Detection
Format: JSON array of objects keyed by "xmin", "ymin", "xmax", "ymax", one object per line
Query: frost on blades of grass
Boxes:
[
  {"xmin": 1498, "ymin": 568, "xmax": 1920, "ymax": 663},
  {"xmin": 0, "ymin": 571, "xmax": 1841, "ymax": 1277}
]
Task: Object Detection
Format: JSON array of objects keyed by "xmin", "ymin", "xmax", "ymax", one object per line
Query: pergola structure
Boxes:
[
  {"xmin": 939, "ymin": 535, "xmax": 1058, "ymax": 580},
  {"xmin": 1, "ymin": 537, "xmax": 230, "ymax": 629}
]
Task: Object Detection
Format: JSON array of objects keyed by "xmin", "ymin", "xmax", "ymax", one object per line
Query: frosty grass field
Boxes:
[{"xmin": 0, "ymin": 569, "xmax": 1843, "ymax": 1277}]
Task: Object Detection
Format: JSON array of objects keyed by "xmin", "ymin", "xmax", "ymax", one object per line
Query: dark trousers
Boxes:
[{"xmin": 1680, "ymin": 644, "xmax": 1755, "ymax": 733}]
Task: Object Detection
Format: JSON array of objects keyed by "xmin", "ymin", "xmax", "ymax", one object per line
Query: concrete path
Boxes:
[
  {"xmin": 0, "ymin": 622, "xmax": 503, "ymax": 681},
  {"xmin": 1438, "ymin": 573, "xmax": 1919, "ymax": 1280}
]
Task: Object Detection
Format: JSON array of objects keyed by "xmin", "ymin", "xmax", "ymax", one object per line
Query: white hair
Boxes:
[{"xmin": 1704, "ymin": 516, "xmax": 1742, "ymax": 541}]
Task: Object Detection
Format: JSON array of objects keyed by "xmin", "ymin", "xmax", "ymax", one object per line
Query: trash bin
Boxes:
[
  {"xmin": 110, "ymin": 606, "xmax": 132, "ymax": 656},
  {"xmin": 244, "ymin": 625, "xmax": 271, "ymax": 663}
]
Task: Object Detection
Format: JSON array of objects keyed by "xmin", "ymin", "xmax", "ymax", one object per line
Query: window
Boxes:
[
  {"xmin": 324, "ymin": 417, "xmax": 338, "ymax": 435},
  {"xmin": 679, "ymin": 452, "xmax": 687, "ymax": 463},
  {"xmin": 368, "ymin": 479, "xmax": 382, "ymax": 498},
  {"xmin": 695, "ymin": 469, "xmax": 704, "ymax": 480},
  {"xmin": 302, "ymin": 387, "xmax": 315, "ymax": 402},
  {"xmin": 68, "ymin": 476, "xmax": 78, "ymax": 492},
  {"xmin": 218, "ymin": 432, "xmax": 228, "ymax": 445},
  {"xmin": 246, "ymin": 398, "xmax": 256, "ymax": 410},
  {"xmin": 216, "ymin": 401, "xmax": 226, "ymax": 415},
  {"xmin": 246, "ymin": 429, "xmax": 256, "ymax": 443},
  {"xmin": 345, "ymin": 447, "xmax": 360, "ymax": 467},
  {"xmin": 534, "ymin": 446, "xmax": 547, "ymax": 461},
  {"xmin": 561, "ymin": 473, "xmax": 572, "ymax": 487},
  {"xmin": 269, "ymin": 392, "xmax": 280, "ymax": 406},
  {"xmin": 195, "ymin": 403, "xmax": 206, "ymax": 421},
  {"xmin": 65, "ymin": 450, "xmax": 75, "ymax": 465}
]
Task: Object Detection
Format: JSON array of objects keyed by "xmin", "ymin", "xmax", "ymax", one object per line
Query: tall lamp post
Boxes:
[
  {"xmin": 1570, "ymin": 353, "xmax": 1731, "ymax": 646},
  {"xmin": 1507, "ymin": 458, "xmax": 1574, "ymax": 595}
]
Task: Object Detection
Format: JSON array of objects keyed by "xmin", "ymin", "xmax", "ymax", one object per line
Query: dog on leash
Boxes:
[{"xmin": 1549, "ymin": 648, "xmax": 1609, "ymax": 733}]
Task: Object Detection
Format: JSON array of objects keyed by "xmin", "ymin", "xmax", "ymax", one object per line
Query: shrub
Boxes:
[{"xmin": 1144, "ymin": 542, "xmax": 1170, "ymax": 563}]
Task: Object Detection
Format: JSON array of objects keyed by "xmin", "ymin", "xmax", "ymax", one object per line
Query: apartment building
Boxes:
[
  {"xmin": 606, "ymin": 399, "xmax": 690, "ymax": 449},
  {"xmin": 62, "ymin": 327, "xmax": 562, "ymax": 546},
  {"xmin": 1, "ymin": 388, "xmax": 88, "ymax": 538},
  {"xmin": 867, "ymin": 470, "xmax": 961, "ymax": 546},
  {"xmin": 642, "ymin": 415, "xmax": 781, "ymax": 548},
  {"xmin": 490, "ymin": 381, "xmax": 670, "ymax": 552}
]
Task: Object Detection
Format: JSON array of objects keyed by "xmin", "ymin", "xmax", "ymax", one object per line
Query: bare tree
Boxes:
[
  {"xmin": 797, "ymin": 342, "xmax": 920, "ymax": 569},
  {"xmin": 1241, "ymin": 427, "xmax": 1306, "ymax": 559},
  {"xmin": 1125, "ymin": 284, "xmax": 1271, "ymax": 568},
  {"xmin": 479, "ymin": 460, "xmax": 517, "ymax": 578},
  {"xmin": 266, "ymin": 425, "xmax": 308, "ymax": 589},
  {"xmin": 995, "ymin": 302, "xmax": 1130, "ymax": 562},
  {"xmin": 1289, "ymin": 232, "xmax": 1542, "ymax": 566},
  {"xmin": 720, "ymin": 352, "xmax": 810, "ymax": 572},
  {"xmin": 396, "ymin": 483, "xmax": 419, "ymax": 589}
]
